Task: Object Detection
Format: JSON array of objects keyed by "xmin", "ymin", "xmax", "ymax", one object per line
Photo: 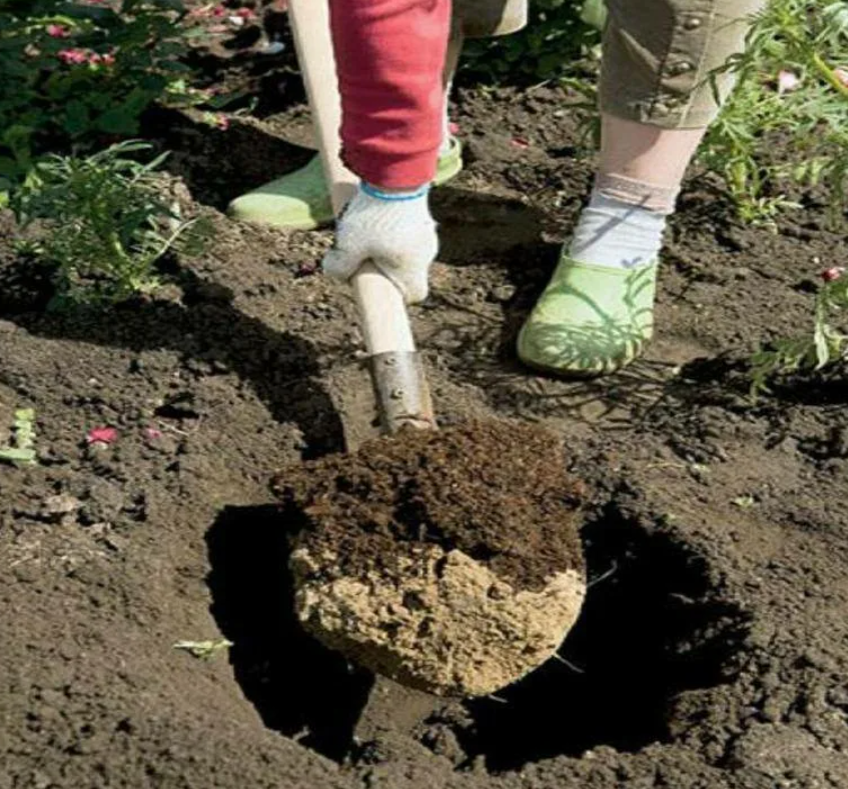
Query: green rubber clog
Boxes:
[
  {"xmin": 517, "ymin": 255, "xmax": 659, "ymax": 377},
  {"xmin": 227, "ymin": 137, "xmax": 464, "ymax": 231}
]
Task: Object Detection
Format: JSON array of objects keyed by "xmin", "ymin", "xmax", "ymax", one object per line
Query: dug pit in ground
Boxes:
[{"xmin": 272, "ymin": 420, "xmax": 588, "ymax": 697}]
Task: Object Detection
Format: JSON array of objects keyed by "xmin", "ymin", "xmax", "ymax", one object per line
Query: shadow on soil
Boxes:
[
  {"xmin": 0, "ymin": 266, "xmax": 346, "ymax": 458},
  {"xmin": 147, "ymin": 107, "xmax": 314, "ymax": 210},
  {"xmin": 434, "ymin": 506, "xmax": 749, "ymax": 772},
  {"xmin": 206, "ymin": 504, "xmax": 374, "ymax": 761}
]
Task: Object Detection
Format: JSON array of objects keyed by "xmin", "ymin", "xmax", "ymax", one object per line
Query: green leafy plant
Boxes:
[
  {"xmin": 750, "ymin": 266, "xmax": 848, "ymax": 394},
  {"xmin": 0, "ymin": 409, "xmax": 37, "ymax": 467},
  {"xmin": 12, "ymin": 140, "xmax": 203, "ymax": 305},
  {"xmin": 173, "ymin": 639, "xmax": 233, "ymax": 660},
  {"xmin": 701, "ymin": 0, "xmax": 848, "ymax": 225},
  {"xmin": 461, "ymin": 0, "xmax": 600, "ymax": 82},
  {"xmin": 579, "ymin": 0, "xmax": 607, "ymax": 30},
  {"xmin": 0, "ymin": 0, "xmax": 192, "ymax": 193}
]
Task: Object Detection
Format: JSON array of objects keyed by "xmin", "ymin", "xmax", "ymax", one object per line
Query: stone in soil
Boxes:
[{"xmin": 273, "ymin": 419, "xmax": 588, "ymax": 697}]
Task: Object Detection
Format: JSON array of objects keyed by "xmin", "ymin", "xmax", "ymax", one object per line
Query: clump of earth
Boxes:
[{"xmin": 273, "ymin": 420, "xmax": 588, "ymax": 697}]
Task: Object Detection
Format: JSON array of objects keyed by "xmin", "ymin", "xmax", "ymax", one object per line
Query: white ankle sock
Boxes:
[{"xmin": 568, "ymin": 193, "xmax": 669, "ymax": 270}]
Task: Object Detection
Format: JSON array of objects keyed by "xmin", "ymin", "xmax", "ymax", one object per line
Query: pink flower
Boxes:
[
  {"xmin": 58, "ymin": 48, "xmax": 89, "ymax": 65},
  {"xmin": 777, "ymin": 69, "xmax": 801, "ymax": 95},
  {"xmin": 821, "ymin": 267, "xmax": 845, "ymax": 283},
  {"xmin": 46, "ymin": 24, "xmax": 70, "ymax": 38},
  {"xmin": 85, "ymin": 51, "xmax": 115, "ymax": 67},
  {"xmin": 212, "ymin": 5, "xmax": 227, "ymax": 16},
  {"xmin": 143, "ymin": 427, "xmax": 163, "ymax": 440},
  {"xmin": 234, "ymin": 7, "xmax": 256, "ymax": 18},
  {"xmin": 86, "ymin": 426, "xmax": 118, "ymax": 445},
  {"xmin": 448, "ymin": 121, "xmax": 460, "ymax": 136}
]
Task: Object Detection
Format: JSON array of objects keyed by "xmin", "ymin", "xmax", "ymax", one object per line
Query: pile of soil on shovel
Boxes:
[
  {"xmin": 273, "ymin": 420, "xmax": 585, "ymax": 592},
  {"xmin": 272, "ymin": 420, "xmax": 587, "ymax": 696}
]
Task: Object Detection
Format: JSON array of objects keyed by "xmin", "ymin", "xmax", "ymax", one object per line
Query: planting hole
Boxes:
[
  {"xmin": 418, "ymin": 507, "xmax": 749, "ymax": 772},
  {"xmin": 206, "ymin": 503, "xmax": 747, "ymax": 772}
]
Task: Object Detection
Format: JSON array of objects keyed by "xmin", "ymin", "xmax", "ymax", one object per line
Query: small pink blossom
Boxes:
[
  {"xmin": 234, "ymin": 7, "xmax": 257, "ymax": 18},
  {"xmin": 777, "ymin": 69, "xmax": 801, "ymax": 95},
  {"xmin": 86, "ymin": 426, "xmax": 118, "ymax": 445},
  {"xmin": 102, "ymin": 52, "xmax": 115, "ymax": 66},
  {"xmin": 448, "ymin": 121, "xmax": 460, "ymax": 136},
  {"xmin": 88, "ymin": 52, "xmax": 102, "ymax": 65},
  {"xmin": 212, "ymin": 5, "xmax": 227, "ymax": 16},
  {"xmin": 58, "ymin": 48, "xmax": 89, "ymax": 65},
  {"xmin": 46, "ymin": 24, "xmax": 70, "ymax": 38},
  {"xmin": 143, "ymin": 427, "xmax": 163, "ymax": 440},
  {"xmin": 821, "ymin": 267, "xmax": 845, "ymax": 283}
]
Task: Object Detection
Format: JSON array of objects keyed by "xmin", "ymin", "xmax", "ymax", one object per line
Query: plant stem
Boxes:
[{"xmin": 811, "ymin": 53, "xmax": 848, "ymax": 100}]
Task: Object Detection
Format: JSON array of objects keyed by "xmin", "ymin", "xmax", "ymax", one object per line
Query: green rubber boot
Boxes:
[
  {"xmin": 517, "ymin": 255, "xmax": 659, "ymax": 377},
  {"xmin": 227, "ymin": 137, "xmax": 464, "ymax": 230}
]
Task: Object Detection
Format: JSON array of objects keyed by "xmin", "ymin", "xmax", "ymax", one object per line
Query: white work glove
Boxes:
[{"xmin": 322, "ymin": 183, "xmax": 438, "ymax": 304}]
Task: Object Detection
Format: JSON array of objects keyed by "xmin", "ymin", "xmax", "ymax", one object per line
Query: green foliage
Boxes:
[
  {"xmin": 0, "ymin": 409, "xmax": 37, "ymax": 467},
  {"xmin": 461, "ymin": 0, "xmax": 600, "ymax": 82},
  {"xmin": 700, "ymin": 0, "xmax": 848, "ymax": 225},
  {"xmin": 750, "ymin": 268, "xmax": 848, "ymax": 394},
  {"xmin": 173, "ymin": 639, "xmax": 234, "ymax": 660},
  {"xmin": 12, "ymin": 140, "xmax": 204, "ymax": 305},
  {"xmin": 0, "ymin": 0, "xmax": 191, "ymax": 192}
]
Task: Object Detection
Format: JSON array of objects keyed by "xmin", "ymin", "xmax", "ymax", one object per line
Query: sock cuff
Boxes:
[
  {"xmin": 594, "ymin": 173, "xmax": 679, "ymax": 214},
  {"xmin": 362, "ymin": 182, "xmax": 430, "ymax": 202}
]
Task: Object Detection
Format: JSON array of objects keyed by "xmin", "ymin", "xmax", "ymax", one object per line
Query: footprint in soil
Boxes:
[{"xmin": 207, "ymin": 502, "xmax": 749, "ymax": 773}]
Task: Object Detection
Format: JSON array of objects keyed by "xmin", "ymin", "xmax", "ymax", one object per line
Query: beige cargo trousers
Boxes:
[{"xmin": 453, "ymin": 0, "xmax": 766, "ymax": 128}]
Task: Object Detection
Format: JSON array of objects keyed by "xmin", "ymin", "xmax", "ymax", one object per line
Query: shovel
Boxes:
[
  {"xmin": 287, "ymin": 0, "xmax": 436, "ymax": 437},
  {"xmin": 286, "ymin": 0, "xmax": 444, "ymax": 739},
  {"xmin": 280, "ymin": 0, "xmax": 587, "ymax": 711}
]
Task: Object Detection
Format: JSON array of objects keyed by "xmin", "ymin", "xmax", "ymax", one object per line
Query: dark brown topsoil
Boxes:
[
  {"xmin": 1, "ymin": 5, "xmax": 848, "ymax": 789},
  {"xmin": 274, "ymin": 420, "xmax": 585, "ymax": 592}
]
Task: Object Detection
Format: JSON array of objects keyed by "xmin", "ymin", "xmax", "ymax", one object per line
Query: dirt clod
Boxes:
[
  {"xmin": 273, "ymin": 421, "xmax": 587, "ymax": 696},
  {"xmin": 274, "ymin": 420, "xmax": 586, "ymax": 592}
]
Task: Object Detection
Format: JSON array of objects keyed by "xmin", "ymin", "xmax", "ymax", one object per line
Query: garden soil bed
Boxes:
[{"xmin": 2, "ymin": 15, "xmax": 848, "ymax": 788}]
